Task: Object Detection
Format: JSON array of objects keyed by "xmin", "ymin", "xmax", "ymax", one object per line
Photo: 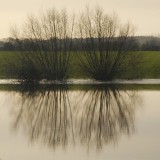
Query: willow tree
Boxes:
[
  {"xmin": 77, "ymin": 7, "xmax": 135, "ymax": 80},
  {"xmin": 11, "ymin": 8, "xmax": 75, "ymax": 82}
]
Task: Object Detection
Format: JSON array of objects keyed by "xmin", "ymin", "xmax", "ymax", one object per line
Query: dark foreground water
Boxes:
[{"xmin": 0, "ymin": 84, "xmax": 160, "ymax": 160}]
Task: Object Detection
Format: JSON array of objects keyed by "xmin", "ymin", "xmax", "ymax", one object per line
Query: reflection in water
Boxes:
[
  {"xmin": 13, "ymin": 85, "xmax": 74, "ymax": 148},
  {"xmin": 11, "ymin": 85, "xmax": 140, "ymax": 150},
  {"xmin": 76, "ymin": 86, "xmax": 138, "ymax": 149}
]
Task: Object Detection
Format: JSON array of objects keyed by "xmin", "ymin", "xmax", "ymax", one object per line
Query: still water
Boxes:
[{"xmin": 0, "ymin": 84, "xmax": 160, "ymax": 160}]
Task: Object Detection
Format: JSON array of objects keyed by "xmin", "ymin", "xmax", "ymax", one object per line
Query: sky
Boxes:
[{"xmin": 0, "ymin": 0, "xmax": 160, "ymax": 38}]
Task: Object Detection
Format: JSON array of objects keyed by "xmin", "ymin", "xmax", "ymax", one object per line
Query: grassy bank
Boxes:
[
  {"xmin": 0, "ymin": 51, "xmax": 160, "ymax": 79},
  {"xmin": 1, "ymin": 83, "xmax": 160, "ymax": 91}
]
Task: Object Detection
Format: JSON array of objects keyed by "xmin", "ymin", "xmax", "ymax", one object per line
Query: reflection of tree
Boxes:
[
  {"xmin": 13, "ymin": 85, "xmax": 74, "ymax": 148},
  {"xmin": 75, "ymin": 85, "xmax": 139, "ymax": 149},
  {"xmin": 12, "ymin": 85, "xmax": 140, "ymax": 150}
]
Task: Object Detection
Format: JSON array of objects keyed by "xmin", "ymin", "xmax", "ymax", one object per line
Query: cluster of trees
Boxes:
[
  {"xmin": 2, "ymin": 7, "xmax": 143, "ymax": 82},
  {"xmin": 140, "ymin": 37, "xmax": 160, "ymax": 51},
  {"xmin": 2, "ymin": 36, "xmax": 160, "ymax": 51},
  {"xmin": 2, "ymin": 36, "xmax": 160, "ymax": 52},
  {"xmin": 0, "ymin": 38, "xmax": 15, "ymax": 51},
  {"xmin": 132, "ymin": 36, "xmax": 160, "ymax": 51}
]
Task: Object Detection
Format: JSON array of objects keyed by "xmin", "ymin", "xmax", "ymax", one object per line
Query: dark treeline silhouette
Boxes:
[
  {"xmin": 0, "ymin": 38, "xmax": 16, "ymax": 51},
  {"xmin": 1, "ymin": 36, "xmax": 160, "ymax": 51}
]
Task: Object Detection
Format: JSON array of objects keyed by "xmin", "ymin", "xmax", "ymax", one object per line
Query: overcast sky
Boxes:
[{"xmin": 0, "ymin": 0, "xmax": 160, "ymax": 38}]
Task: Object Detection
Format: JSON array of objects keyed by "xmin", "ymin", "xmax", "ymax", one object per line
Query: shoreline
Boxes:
[{"xmin": 1, "ymin": 79, "xmax": 160, "ymax": 85}]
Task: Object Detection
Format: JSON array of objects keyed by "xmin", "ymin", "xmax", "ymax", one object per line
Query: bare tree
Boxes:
[
  {"xmin": 11, "ymin": 8, "xmax": 75, "ymax": 82},
  {"xmin": 77, "ymin": 7, "xmax": 135, "ymax": 80}
]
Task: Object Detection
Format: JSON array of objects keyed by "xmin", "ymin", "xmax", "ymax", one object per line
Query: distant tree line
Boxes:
[
  {"xmin": 1, "ymin": 36, "xmax": 160, "ymax": 51},
  {"xmin": 0, "ymin": 38, "xmax": 15, "ymax": 51}
]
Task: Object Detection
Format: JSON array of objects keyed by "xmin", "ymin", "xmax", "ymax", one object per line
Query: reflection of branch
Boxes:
[
  {"xmin": 76, "ymin": 86, "xmax": 138, "ymax": 149},
  {"xmin": 12, "ymin": 85, "xmax": 140, "ymax": 150},
  {"xmin": 13, "ymin": 86, "xmax": 74, "ymax": 148}
]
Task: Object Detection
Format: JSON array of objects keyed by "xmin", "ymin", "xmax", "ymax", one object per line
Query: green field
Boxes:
[{"xmin": 0, "ymin": 51, "xmax": 160, "ymax": 79}]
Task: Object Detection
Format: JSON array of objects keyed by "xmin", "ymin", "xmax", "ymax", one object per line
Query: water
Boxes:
[
  {"xmin": 2, "ymin": 78, "xmax": 160, "ymax": 84},
  {"xmin": 0, "ymin": 84, "xmax": 160, "ymax": 160}
]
